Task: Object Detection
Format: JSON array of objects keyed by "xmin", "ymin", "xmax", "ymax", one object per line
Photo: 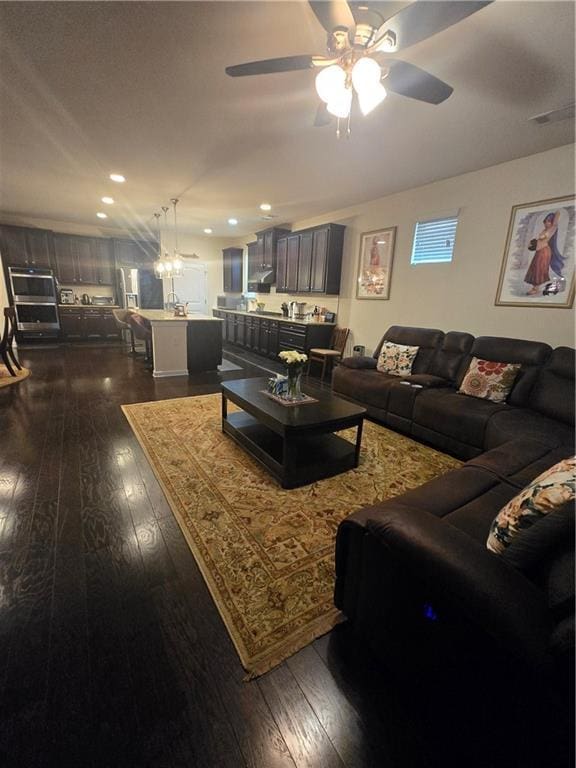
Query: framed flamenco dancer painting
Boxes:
[{"xmin": 495, "ymin": 195, "xmax": 575, "ymax": 308}]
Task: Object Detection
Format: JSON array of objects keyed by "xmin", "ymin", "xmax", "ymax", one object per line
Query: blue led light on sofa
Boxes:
[{"xmin": 423, "ymin": 603, "xmax": 439, "ymax": 622}]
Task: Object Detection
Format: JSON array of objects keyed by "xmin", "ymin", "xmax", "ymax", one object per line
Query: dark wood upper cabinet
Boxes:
[
  {"xmin": 275, "ymin": 237, "xmax": 288, "ymax": 293},
  {"xmin": 297, "ymin": 231, "xmax": 313, "ymax": 292},
  {"xmin": 0, "ymin": 225, "xmax": 53, "ymax": 269},
  {"xmin": 247, "ymin": 241, "xmax": 258, "ymax": 282},
  {"xmin": 222, "ymin": 247, "xmax": 243, "ymax": 293},
  {"xmin": 310, "ymin": 223, "xmax": 345, "ymax": 294},
  {"xmin": 112, "ymin": 238, "xmax": 157, "ymax": 268},
  {"xmin": 52, "ymin": 233, "xmax": 77, "ymax": 282},
  {"xmin": 92, "ymin": 238, "xmax": 114, "ymax": 285},
  {"xmin": 286, "ymin": 234, "xmax": 300, "ymax": 293},
  {"xmin": 73, "ymin": 236, "xmax": 98, "ymax": 284},
  {"xmin": 252, "ymin": 226, "xmax": 291, "ymax": 284}
]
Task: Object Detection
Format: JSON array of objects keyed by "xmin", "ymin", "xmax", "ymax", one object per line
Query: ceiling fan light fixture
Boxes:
[
  {"xmin": 315, "ymin": 64, "xmax": 346, "ymax": 103},
  {"xmin": 358, "ymin": 83, "xmax": 387, "ymax": 116},
  {"xmin": 326, "ymin": 87, "xmax": 352, "ymax": 119},
  {"xmin": 351, "ymin": 56, "xmax": 381, "ymax": 94}
]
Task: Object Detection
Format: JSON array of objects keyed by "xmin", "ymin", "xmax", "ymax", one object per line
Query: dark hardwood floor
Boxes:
[{"xmin": 0, "ymin": 341, "xmax": 431, "ymax": 768}]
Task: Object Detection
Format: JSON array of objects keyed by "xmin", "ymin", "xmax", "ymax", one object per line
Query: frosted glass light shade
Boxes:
[
  {"xmin": 351, "ymin": 57, "xmax": 381, "ymax": 93},
  {"xmin": 358, "ymin": 83, "xmax": 387, "ymax": 115},
  {"xmin": 315, "ymin": 65, "xmax": 346, "ymax": 103},
  {"xmin": 327, "ymin": 87, "xmax": 353, "ymax": 118}
]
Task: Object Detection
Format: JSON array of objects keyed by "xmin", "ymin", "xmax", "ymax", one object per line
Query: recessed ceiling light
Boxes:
[
  {"xmin": 203, "ymin": 228, "xmax": 213, "ymax": 234},
  {"xmin": 228, "ymin": 218, "xmax": 238, "ymax": 226},
  {"xmin": 96, "ymin": 212, "xmax": 108, "ymax": 219},
  {"xmin": 259, "ymin": 203, "xmax": 272, "ymax": 212},
  {"xmin": 109, "ymin": 173, "xmax": 125, "ymax": 183},
  {"xmin": 101, "ymin": 196, "xmax": 114, "ymax": 205}
]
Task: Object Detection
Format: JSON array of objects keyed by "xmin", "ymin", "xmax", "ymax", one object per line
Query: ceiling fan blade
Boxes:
[
  {"xmin": 226, "ymin": 55, "xmax": 316, "ymax": 77},
  {"xmin": 385, "ymin": 60, "xmax": 453, "ymax": 104},
  {"xmin": 313, "ymin": 102, "xmax": 333, "ymax": 127},
  {"xmin": 309, "ymin": 0, "xmax": 355, "ymax": 33},
  {"xmin": 372, "ymin": 1, "xmax": 492, "ymax": 52}
]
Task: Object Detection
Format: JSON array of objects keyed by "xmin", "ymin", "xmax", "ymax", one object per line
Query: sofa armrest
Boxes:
[
  {"xmin": 364, "ymin": 506, "xmax": 552, "ymax": 666},
  {"xmin": 339, "ymin": 356, "xmax": 377, "ymax": 370}
]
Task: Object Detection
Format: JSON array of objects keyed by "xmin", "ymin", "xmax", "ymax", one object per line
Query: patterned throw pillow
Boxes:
[
  {"xmin": 376, "ymin": 341, "xmax": 419, "ymax": 377},
  {"xmin": 458, "ymin": 357, "xmax": 521, "ymax": 403},
  {"xmin": 487, "ymin": 456, "xmax": 576, "ymax": 553}
]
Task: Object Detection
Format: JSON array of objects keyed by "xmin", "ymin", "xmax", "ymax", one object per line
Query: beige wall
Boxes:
[
  {"xmin": 288, "ymin": 144, "xmax": 575, "ymax": 354},
  {"xmin": 0, "ymin": 250, "xmax": 8, "ymax": 311}
]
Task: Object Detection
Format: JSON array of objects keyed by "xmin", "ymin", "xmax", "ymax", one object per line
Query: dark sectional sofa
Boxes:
[
  {"xmin": 333, "ymin": 325, "xmax": 574, "ymax": 459},
  {"xmin": 332, "ymin": 326, "xmax": 575, "ymax": 766}
]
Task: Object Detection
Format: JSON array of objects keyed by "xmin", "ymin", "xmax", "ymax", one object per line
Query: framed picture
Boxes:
[
  {"xmin": 356, "ymin": 226, "xmax": 396, "ymax": 299},
  {"xmin": 495, "ymin": 195, "xmax": 575, "ymax": 308}
]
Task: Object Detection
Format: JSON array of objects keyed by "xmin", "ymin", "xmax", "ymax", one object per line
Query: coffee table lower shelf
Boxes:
[{"xmin": 223, "ymin": 411, "xmax": 360, "ymax": 489}]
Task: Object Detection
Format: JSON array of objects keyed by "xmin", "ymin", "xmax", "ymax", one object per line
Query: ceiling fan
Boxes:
[{"xmin": 226, "ymin": 1, "xmax": 492, "ymax": 136}]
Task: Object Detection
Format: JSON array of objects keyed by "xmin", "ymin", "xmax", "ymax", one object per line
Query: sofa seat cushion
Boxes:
[
  {"xmin": 332, "ymin": 366, "xmax": 398, "ymax": 410},
  {"xmin": 413, "ymin": 389, "xmax": 507, "ymax": 448},
  {"xmin": 484, "ymin": 408, "xmax": 575, "ymax": 450},
  {"xmin": 338, "ymin": 356, "xmax": 377, "ymax": 371}
]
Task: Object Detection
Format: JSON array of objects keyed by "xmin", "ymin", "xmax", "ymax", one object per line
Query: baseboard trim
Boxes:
[{"xmin": 152, "ymin": 369, "xmax": 188, "ymax": 378}]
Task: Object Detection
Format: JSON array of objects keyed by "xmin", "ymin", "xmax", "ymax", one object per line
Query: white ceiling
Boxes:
[{"xmin": 0, "ymin": 1, "xmax": 574, "ymax": 239}]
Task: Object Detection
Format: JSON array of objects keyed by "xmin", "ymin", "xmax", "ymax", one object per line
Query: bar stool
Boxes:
[
  {"xmin": 0, "ymin": 307, "xmax": 21, "ymax": 377},
  {"xmin": 128, "ymin": 313, "xmax": 153, "ymax": 365},
  {"xmin": 112, "ymin": 309, "xmax": 136, "ymax": 353}
]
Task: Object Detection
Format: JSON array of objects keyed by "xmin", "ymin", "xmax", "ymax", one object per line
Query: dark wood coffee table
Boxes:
[{"xmin": 221, "ymin": 377, "xmax": 366, "ymax": 489}]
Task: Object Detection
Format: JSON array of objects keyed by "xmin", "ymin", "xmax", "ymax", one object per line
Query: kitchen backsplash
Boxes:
[
  {"xmin": 59, "ymin": 284, "xmax": 116, "ymax": 300},
  {"xmin": 251, "ymin": 287, "xmax": 339, "ymax": 317}
]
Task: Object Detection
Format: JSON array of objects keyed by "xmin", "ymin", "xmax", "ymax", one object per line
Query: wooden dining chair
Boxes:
[
  {"xmin": 0, "ymin": 307, "xmax": 21, "ymax": 377},
  {"xmin": 307, "ymin": 326, "xmax": 350, "ymax": 382}
]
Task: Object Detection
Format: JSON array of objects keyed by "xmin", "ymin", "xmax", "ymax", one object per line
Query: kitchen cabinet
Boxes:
[
  {"xmin": 214, "ymin": 310, "xmax": 332, "ymax": 360},
  {"xmin": 296, "ymin": 231, "xmax": 313, "ymax": 293},
  {"xmin": 59, "ymin": 306, "xmax": 121, "ymax": 340},
  {"xmin": 286, "ymin": 234, "xmax": 300, "ymax": 293},
  {"xmin": 247, "ymin": 241, "xmax": 258, "ymax": 283},
  {"xmin": 251, "ymin": 227, "xmax": 291, "ymax": 284},
  {"xmin": 53, "ymin": 234, "xmax": 99, "ymax": 285},
  {"xmin": 113, "ymin": 238, "xmax": 157, "ymax": 267},
  {"xmin": 274, "ymin": 224, "xmax": 345, "ymax": 295},
  {"xmin": 92, "ymin": 238, "xmax": 114, "ymax": 285},
  {"xmin": 222, "ymin": 247, "xmax": 243, "ymax": 293},
  {"xmin": 0, "ymin": 225, "xmax": 53, "ymax": 269},
  {"xmin": 310, "ymin": 224, "xmax": 345, "ymax": 294},
  {"xmin": 275, "ymin": 237, "xmax": 288, "ymax": 293}
]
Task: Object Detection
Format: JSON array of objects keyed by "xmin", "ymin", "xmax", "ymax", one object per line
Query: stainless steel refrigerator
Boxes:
[{"xmin": 116, "ymin": 267, "xmax": 163, "ymax": 309}]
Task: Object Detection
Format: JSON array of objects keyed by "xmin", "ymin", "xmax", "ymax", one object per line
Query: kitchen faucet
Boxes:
[{"xmin": 165, "ymin": 291, "xmax": 180, "ymax": 310}]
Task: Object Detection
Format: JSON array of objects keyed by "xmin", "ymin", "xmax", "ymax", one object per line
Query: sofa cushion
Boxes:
[
  {"xmin": 484, "ymin": 408, "xmax": 575, "ymax": 451},
  {"xmin": 428, "ymin": 330, "xmax": 475, "ymax": 384},
  {"xmin": 487, "ymin": 456, "xmax": 576, "ymax": 553},
  {"xmin": 529, "ymin": 347, "xmax": 575, "ymax": 426},
  {"xmin": 413, "ymin": 389, "xmax": 507, "ymax": 449},
  {"xmin": 376, "ymin": 341, "xmax": 419, "ymax": 376},
  {"xmin": 459, "ymin": 357, "xmax": 521, "ymax": 404},
  {"xmin": 332, "ymin": 366, "xmax": 397, "ymax": 410},
  {"xmin": 338, "ymin": 356, "xmax": 377, "ymax": 371},
  {"xmin": 373, "ymin": 326, "xmax": 444, "ymax": 374},
  {"xmin": 469, "ymin": 337, "xmax": 552, "ymax": 407}
]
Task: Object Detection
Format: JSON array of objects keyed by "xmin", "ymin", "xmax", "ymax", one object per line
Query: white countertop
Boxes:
[
  {"xmin": 137, "ymin": 310, "xmax": 222, "ymax": 323},
  {"xmin": 213, "ymin": 309, "xmax": 336, "ymax": 326}
]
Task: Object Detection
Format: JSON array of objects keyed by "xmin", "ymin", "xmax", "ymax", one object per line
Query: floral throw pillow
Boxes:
[
  {"xmin": 458, "ymin": 357, "xmax": 521, "ymax": 403},
  {"xmin": 376, "ymin": 341, "xmax": 419, "ymax": 377},
  {"xmin": 487, "ymin": 456, "xmax": 576, "ymax": 554}
]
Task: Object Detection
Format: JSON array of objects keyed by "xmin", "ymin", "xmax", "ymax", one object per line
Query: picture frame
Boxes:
[
  {"xmin": 356, "ymin": 226, "xmax": 396, "ymax": 299},
  {"xmin": 495, "ymin": 195, "xmax": 575, "ymax": 308}
]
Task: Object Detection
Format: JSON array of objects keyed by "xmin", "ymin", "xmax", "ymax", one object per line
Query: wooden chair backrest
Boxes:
[
  {"xmin": 331, "ymin": 326, "xmax": 350, "ymax": 355},
  {"xmin": 1, "ymin": 307, "xmax": 16, "ymax": 350}
]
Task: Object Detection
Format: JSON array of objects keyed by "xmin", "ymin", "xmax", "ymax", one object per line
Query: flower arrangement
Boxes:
[{"xmin": 278, "ymin": 350, "xmax": 308, "ymax": 400}]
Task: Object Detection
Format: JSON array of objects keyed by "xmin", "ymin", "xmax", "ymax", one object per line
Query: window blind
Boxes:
[{"xmin": 411, "ymin": 216, "xmax": 458, "ymax": 264}]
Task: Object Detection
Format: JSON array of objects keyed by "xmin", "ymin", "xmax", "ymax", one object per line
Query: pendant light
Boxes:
[
  {"xmin": 153, "ymin": 203, "xmax": 183, "ymax": 279},
  {"xmin": 170, "ymin": 198, "xmax": 183, "ymax": 274}
]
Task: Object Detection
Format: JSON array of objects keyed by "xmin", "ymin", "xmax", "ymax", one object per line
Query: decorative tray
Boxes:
[{"xmin": 261, "ymin": 391, "xmax": 319, "ymax": 407}]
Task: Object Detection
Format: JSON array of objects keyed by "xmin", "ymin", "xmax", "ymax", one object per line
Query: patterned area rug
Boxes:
[
  {"xmin": 122, "ymin": 394, "xmax": 460, "ymax": 677},
  {"xmin": 0, "ymin": 365, "xmax": 30, "ymax": 388}
]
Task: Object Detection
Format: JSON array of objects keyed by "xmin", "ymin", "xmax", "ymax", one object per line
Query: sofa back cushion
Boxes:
[
  {"xmin": 429, "ymin": 331, "xmax": 475, "ymax": 384},
  {"xmin": 374, "ymin": 326, "xmax": 444, "ymax": 375},
  {"xmin": 469, "ymin": 337, "xmax": 552, "ymax": 407},
  {"xmin": 529, "ymin": 347, "xmax": 575, "ymax": 426}
]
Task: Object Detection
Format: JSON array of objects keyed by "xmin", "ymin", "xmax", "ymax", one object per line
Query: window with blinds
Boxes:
[{"xmin": 411, "ymin": 216, "xmax": 459, "ymax": 264}]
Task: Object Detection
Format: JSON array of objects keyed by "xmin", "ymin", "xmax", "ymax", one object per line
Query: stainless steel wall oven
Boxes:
[{"xmin": 8, "ymin": 267, "xmax": 60, "ymax": 336}]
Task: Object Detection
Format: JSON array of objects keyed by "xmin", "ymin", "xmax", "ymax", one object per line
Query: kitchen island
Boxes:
[{"xmin": 136, "ymin": 310, "xmax": 223, "ymax": 378}]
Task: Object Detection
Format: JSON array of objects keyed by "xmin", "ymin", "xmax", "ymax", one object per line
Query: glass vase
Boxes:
[{"xmin": 286, "ymin": 366, "xmax": 303, "ymax": 401}]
